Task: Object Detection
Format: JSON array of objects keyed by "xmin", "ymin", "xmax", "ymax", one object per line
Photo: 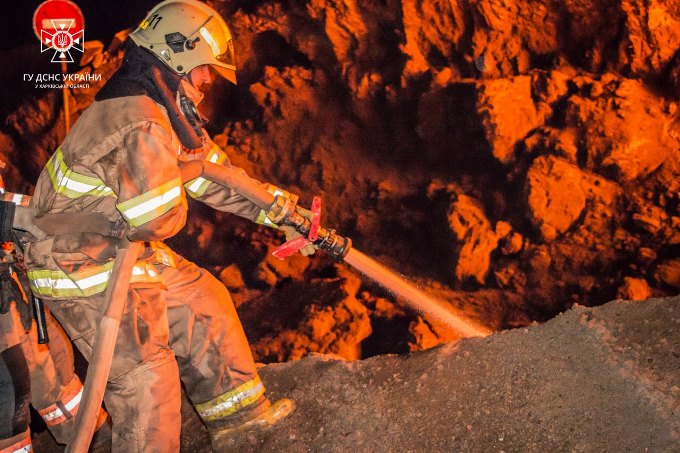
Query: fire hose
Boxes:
[
  {"xmin": 181, "ymin": 160, "xmax": 491, "ymax": 339},
  {"xmin": 66, "ymin": 240, "xmax": 143, "ymax": 453}
]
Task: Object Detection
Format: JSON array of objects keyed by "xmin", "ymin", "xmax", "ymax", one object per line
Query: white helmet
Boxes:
[{"xmin": 129, "ymin": 0, "xmax": 237, "ymax": 84}]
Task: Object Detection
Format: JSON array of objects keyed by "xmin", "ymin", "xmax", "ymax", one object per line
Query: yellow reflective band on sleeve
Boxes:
[
  {"xmin": 195, "ymin": 376, "xmax": 266, "ymax": 422},
  {"xmin": 255, "ymin": 183, "xmax": 296, "ymax": 228},
  {"xmin": 46, "ymin": 148, "xmax": 114, "ymax": 199},
  {"xmin": 254, "ymin": 209, "xmax": 278, "ymax": 229},
  {"xmin": 184, "ymin": 146, "xmax": 227, "ymax": 198},
  {"xmin": 117, "ymin": 177, "xmax": 183, "ymax": 227},
  {"xmin": 28, "ymin": 262, "xmax": 162, "ymax": 298}
]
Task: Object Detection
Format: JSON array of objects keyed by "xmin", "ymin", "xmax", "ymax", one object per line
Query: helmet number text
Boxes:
[{"xmin": 141, "ymin": 13, "xmax": 163, "ymax": 30}]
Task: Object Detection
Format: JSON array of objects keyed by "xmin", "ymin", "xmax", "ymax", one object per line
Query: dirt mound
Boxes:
[
  {"xmin": 182, "ymin": 295, "xmax": 680, "ymax": 451},
  {"xmin": 32, "ymin": 295, "xmax": 679, "ymax": 452}
]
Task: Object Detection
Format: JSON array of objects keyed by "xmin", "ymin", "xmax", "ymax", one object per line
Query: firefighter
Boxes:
[
  {"xmin": 0, "ymin": 192, "xmax": 110, "ymax": 451},
  {"xmin": 23, "ymin": 0, "xmax": 302, "ymax": 450}
]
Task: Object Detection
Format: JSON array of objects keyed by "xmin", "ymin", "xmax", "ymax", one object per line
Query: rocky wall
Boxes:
[{"xmin": 2, "ymin": 0, "xmax": 679, "ymax": 361}]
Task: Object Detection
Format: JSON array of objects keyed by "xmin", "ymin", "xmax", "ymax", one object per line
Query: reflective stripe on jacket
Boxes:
[
  {"xmin": 24, "ymin": 97, "xmax": 184, "ymax": 299},
  {"xmin": 24, "ymin": 96, "xmax": 265, "ymax": 299}
]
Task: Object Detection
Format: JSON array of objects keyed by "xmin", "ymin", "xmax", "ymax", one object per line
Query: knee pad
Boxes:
[{"xmin": 0, "ymin": 344, "xmax": 31, "ymax": 439}]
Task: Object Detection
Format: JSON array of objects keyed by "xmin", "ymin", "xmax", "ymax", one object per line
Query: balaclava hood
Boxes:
[{"xmin": 96, "ymin": 39, "xmax": 203, "ymax": 150}]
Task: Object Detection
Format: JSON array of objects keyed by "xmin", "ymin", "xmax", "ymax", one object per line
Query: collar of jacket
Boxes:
[{"xmin": 95, "ymin": 39, "xmax": 204, "ymax": 150}]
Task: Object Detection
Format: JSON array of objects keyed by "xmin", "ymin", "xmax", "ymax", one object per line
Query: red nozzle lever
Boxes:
[
  {"xmin": 308, "ymin": 196, "xmax": 321, "ymax": 241},
  {"xmin": 272, "ymin": 196, "xmax": 322, "ymax": 260}
]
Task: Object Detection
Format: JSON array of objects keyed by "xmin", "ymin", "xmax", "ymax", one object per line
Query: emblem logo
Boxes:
[{"xmin": 33, "ymin": 0, "xmax": 85, "ymax": 63}]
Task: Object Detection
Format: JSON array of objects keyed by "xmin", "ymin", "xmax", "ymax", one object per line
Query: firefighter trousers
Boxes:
[
  {"xmin": 0, "ymin": 302, "xmax": 107, "ymax": 446},
  {"xmin": 46, "ymin": 249, "xmax": 266, "ymax": 452}
]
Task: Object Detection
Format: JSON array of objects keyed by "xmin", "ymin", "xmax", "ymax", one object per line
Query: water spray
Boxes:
[
  {"xmin": 343, "ymin": 249, "xmax": 490, "ymax": 338},
  {"xmin": 279, "ymin": 203, "xmax": 489, "ymax": 338},
  {"xmin": 183, "ymin": 160, "xmax": 492, "ymax": 339}
]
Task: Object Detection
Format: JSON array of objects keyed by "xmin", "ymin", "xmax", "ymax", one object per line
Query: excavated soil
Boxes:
[
  {"xmin": 2, "ymin": 1, "xmax": 680, "ymax": 361},
  {"xmin": 33, "ymin": 296, "xmax": 680, "ymax": 452},
  {"xmin": 195, "ymin": 296, "xmax": 680, "ymax": 452}
]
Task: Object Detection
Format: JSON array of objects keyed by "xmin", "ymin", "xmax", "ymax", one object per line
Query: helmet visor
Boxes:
[
  {"xmin": 211, "ymin": 62, "xmax": 237, "ymax": 85},
  {"xmin": 213, "ymin": 39, "xmax": 236, "ymax": 84},
  {"xmin": 198, "ymin": 25, "xmax": 237, "ymax": 84},
  {"xmin": 216, "ymin": 39, "xmax": 235, "ymax": 67}
]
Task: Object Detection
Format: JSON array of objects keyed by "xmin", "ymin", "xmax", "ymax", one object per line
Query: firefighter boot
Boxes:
[{"xmin": 209, "ymin": 398, "xmax": 296, "ymax": 446}]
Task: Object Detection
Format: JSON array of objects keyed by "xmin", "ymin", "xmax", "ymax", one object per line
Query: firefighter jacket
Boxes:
[{"xmin": 24, "ymin": 95, "xmax": 268, "ymax": 299}]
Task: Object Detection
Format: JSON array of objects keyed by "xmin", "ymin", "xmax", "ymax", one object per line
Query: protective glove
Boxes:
[
  {"xmin": 0, "ymin": 262, "xmax": 33, "ymax": 332},
  {"xmin": 279, "ymin": 206, "xmax": 317, "ymax": 257}
]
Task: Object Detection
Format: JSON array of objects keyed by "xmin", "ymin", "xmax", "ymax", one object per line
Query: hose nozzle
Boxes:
[{"xmin": 282, "ymin": 208, "xmax": 352, "ymax": 261}]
